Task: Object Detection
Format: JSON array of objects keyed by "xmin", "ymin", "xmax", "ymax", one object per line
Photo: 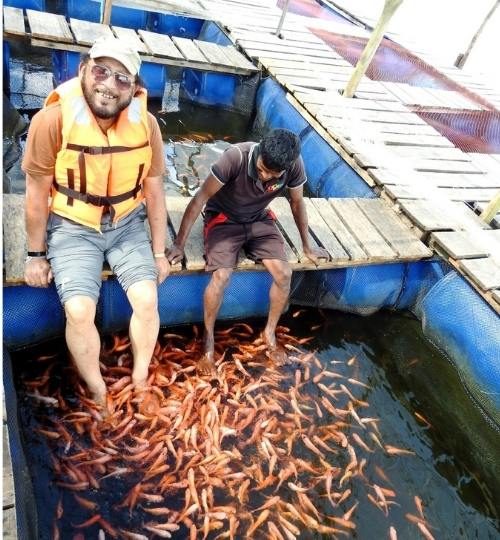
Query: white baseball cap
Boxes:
[{"xmin": 89, "ymin": 36, "xmax": 141, "ymax": 76}]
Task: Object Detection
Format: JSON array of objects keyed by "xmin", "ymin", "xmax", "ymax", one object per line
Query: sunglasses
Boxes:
[{"xmin": 90, "ymin": 63, "xmax": 134, "ymax": 90}]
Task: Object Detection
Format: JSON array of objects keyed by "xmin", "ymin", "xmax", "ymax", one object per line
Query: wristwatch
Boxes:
[{"xmin": 25, "ymin": 251, "xmax": 47, "ymax": 263}]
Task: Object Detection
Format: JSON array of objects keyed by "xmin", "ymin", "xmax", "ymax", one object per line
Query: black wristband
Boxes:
[{"xmin": 27, "ymin": 251, "xmax": 47, "ymax": 257}]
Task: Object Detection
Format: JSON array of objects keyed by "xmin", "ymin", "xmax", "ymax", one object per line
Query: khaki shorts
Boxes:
[
  {"xmin": 204, "ymin": 212, "xmax": 287, "ymax": 272},
  {"xmin": 47, "ymin": 205, "xmax": 157, "ymax": 305}
]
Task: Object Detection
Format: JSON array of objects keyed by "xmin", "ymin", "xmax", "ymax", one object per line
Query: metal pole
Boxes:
[
  {"xmin": 275, "ymin": 0, "xmax": 291, "ymax": 37},
  {"xmin": 343, "ymin": 0, "xmax": 403, "ymax": 98}
]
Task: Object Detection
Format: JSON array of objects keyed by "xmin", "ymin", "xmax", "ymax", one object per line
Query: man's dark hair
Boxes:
[
  {"xmin": 80, "ymin": 53, "xmax": 143, "ymax": 86},
  {"xmin": 259, "ymin": 128, "xmax": 301, "ymax": 171}
]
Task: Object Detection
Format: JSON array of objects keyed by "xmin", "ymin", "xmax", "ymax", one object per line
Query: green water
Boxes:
[{"xmin": 10, "ymin": 308, "xmax": 500, "ymax": 539}]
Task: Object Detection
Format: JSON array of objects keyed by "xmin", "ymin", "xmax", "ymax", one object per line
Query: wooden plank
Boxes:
[
  {"xmin": 316, "ymin": 108, "xmax": 426, "ymax": 125},
  {"xmin": 3, "ymin": 194, "xmax": 26, "ymax": 283},
  {"xmin": 303, "ymin": 199, "xmax": 349, "ymax": 262},
  {"xmin": 3, "ymin": 424, "xmax": 15, "ymax": 508},
  {"xmin": 217, "ymin": 43, "xmax": 258, "ymax": 71},
  {"xmin": 138, "ymin": 30, "xmax": 184, "ymax": 59},
  {"xmin": 459, "ymin": 258, "xmax": 500, "ymax": 291},
  {"xmin": 356, "ymin": 199, "xmax": 431, "ymax": 259},
  {"xmin": 111, "ymin": 26, "xmax": 148, "ymax": 53},
  {"xmin": 193, "ymin": 40, "xmax": 233, "ymax": 67},
  {"xmin": 329, "ymin": 199, "xmax": 396, "ymax": 260},
  {"xmin": 388, "ymin": 146, "xmax": 470, "ymax": 161},
  {"xmin": 3, "ymin": 6, "xmax": 25, "ymax": 36},
  {"xmin": 29, "ymin": 36, "xmax": 255, "ymax": 75},
  {"xmin": 398, "ymin": 200, "xmax": 488, "ymax": 233},
  {"xmin": 493, "ymin": 289, "xmax": 500, "ymax": 305},
  {"xmin": 310, "ymin": 198, "xmax": 368, "ymax": 261},
  {"xmin": 237, "ymin": 39, "xmax": 332, "ymax": 57},
  {"xmin": 430, "ymin": 231, "xmax": 491, "ymax": 259},
  {"xmin": 167, "ymin": 196, "xmax": 205, "ymax": 271},
  {"xmin": 232, "ymin": 27, "xmax": 331, "ymax": 47},
  {"xmin": 258, "ymin": 54, "xmax": 354, "ymax": 68},
  {"xmin": 406, "ymin": 159, "xmax": 481, "ymax": 174},
  {"xmin": 70, "ymin": 18, "xmax": 114, "ymax": 45},
  {"xmin": 269, "ymin": 197, "xmax": 318, "ymax": 262},
  {"xmin": 27, "ymin": 9, "xmax": 73, "ymax": 43},
  {"xmin": 171, "ymin": 36, "xmax": 208, "ymax": 63}
]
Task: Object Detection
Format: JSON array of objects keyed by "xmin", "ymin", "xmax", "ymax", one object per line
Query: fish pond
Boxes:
[{"xmin": 9, "ymin": 308, "xmax": 500, "ymax": 540}]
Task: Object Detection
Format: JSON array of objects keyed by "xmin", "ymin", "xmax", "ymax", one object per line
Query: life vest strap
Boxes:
[
  {"xmin": 53, "ymin": 180, "xmax": 142, "ymax": 207},
  {"xmin": 66, "ymin": 142, "xmax": 149, "ymax": 155}
]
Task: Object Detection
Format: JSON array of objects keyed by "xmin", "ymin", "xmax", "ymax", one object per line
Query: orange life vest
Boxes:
[{"xmin": 45, "ymin": 77, "xmax": 152, "ymax": 231}]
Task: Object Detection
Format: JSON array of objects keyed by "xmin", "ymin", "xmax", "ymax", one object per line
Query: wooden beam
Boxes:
[
  {"xmin": 343, "ymin": 0, "xmax": 403, "ymax": 98},
  {"xmin": 102, "ymin": 0, "xmax": 113, "ymax": 25}
]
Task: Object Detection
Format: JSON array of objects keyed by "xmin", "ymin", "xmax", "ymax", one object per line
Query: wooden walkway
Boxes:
[
  {"xmin": 3, "ymin": 2, "xmax": 499, "ymax": 311},
  {"xmin": 3, "ymin": 194, "xmax": 431, "ymax": 283},
  {"xmin": 188, "ymin": 0, "xmax": 500, "ymax": 314},
  {"xmin": 2, "ymin": 397, "xmax": 16, "ymax": 540},
  {"xmin": 2, "ymin": 6, "xmax": 258, "ymax": 75}
]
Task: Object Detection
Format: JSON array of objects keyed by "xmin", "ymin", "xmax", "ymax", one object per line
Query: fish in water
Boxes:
[{"xmin": 24, "ymin": 323, "xmax": 429, "ymax": 539}]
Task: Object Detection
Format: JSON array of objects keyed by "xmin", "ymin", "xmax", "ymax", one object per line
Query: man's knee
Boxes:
[
  {"xmin": 127, "ymin": 280, "xmax": 158, "ymax": 316},
  {"xmin": 274, "ymin": 263, "xmax": 292, "ymax": 290},
  {"xmin": 64, "ymin": 296, "xmax": 97, "ymax": 326},
  {"xmin": 210, "ymin": 268, "xmax": 233, "ymax": 291}
]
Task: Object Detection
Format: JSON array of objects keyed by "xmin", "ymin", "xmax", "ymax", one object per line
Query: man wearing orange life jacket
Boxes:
[{"xmin": 22, "ymin": 37, "xmax": 170, "ymax": 408}]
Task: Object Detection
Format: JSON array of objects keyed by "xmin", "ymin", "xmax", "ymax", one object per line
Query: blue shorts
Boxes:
[{"xmin": 47, "ymin": 205, "xmax": 157, "ymax": 305}]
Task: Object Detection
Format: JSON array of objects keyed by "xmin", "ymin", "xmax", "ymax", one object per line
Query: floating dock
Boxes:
[
  {"xmin": 3, "ymin": 6, "xmax": 258, "ymax": 75},
  {"xmin": 189, "ymin": 0, "xmax": 500, "ymax": 313},
  {"xmin": 3, "ymin": 194, "xmax": 432, "ymax": 280}
]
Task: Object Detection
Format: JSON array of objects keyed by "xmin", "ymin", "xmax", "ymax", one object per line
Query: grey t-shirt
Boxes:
[{"xmin": 205, "ymin": 142, "xmax": 307, "ymax": 223}]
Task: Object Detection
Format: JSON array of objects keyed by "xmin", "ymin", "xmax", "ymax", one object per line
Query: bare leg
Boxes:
[
  {"xmin": 64, "ymin": 296, "xmax": 106, "ymax": 405},
  {"xmin": 261, "ymin": 259, "xmax": 292, "ymax": 364},
  {"xmin": 126, "ymin": 280, "xmax": 159, "ymax": 388},
  {"xmin": 200, "ymin": 268, "xmax": 233, "ymax": 376}
]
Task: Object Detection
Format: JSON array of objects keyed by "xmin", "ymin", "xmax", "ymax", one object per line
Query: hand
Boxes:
[
  {"xmin": 166, "ymin": 244, "xmax": 184, "ymax": 265},
  {"xmin": 24, "ymin": 257, "xmax": 53, "ymax": 287},
  {"xmin": 303, "ymin": 246, "xmax": 330, "ymax": 266},
  {"xmin": 155, "ymin": 256, "xmax": 170, "ymax": 284}
]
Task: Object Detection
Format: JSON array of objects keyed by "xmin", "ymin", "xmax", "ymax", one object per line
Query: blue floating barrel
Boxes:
[
  {"xmin": 66, "ymin": 0, "xmax": 147, "ymax": 28},
  {"xmin": 182, "ymin": 69, "xmax": 237, "ymax": 108},
  {"xmin": 52, "ymin": 50, "xmax": 80, "ymax": 85},
  {"xmin": 3, "ymin": 285, "xmax": 65, "ymax": 350},
  {"xmin": 138, "ymin": 63, "xmax": 166, "ymax": 99},
  {"xmin": 255, "ymin": 79, "xmax": 373, "ymax": 198},
  {"xmin": 3, "ymin": 0, "xmax": 44, "ymax": 10},
  {"xmin": 3, "ymin": 42, "xmax": 10, "ymax": 94},
  {"xmin": 151, "ymin": 14, "xmax": 204, "ymax": 39}
]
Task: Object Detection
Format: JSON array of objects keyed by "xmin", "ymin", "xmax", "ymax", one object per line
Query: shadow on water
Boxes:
[{"xmin": 10, "ymin": 308, "xmax": 500, "ymax": 539}]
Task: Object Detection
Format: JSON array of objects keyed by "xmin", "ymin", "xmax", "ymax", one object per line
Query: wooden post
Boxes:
[
  {"xmin": 480, "ymin": 190, "xmax": 500, "ymax": 224},
  {"xmin": 101, "ymin": 0, "xmax": 113, "ymax": 25},
  {"xmin": 275, "ymin": 0, "xmax": 291, "ymax": 37},
  {"xmin": 455, "ymin": 1, "xmax": 499, "ymax": 69},
  {"xmin": 343, "ymin": 0, "xmax": 403, "ymax": 98}
]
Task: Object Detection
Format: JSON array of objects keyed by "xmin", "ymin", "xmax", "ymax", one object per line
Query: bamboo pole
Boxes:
[
  {"xmin": 454, "ymin": 1, "xmax": 499, "ymax": 69},
  {"xmin": 275, "ymin": 0, "xmax": 291, "ymax": 37},
  {"xmin": 480, "ymin": 190, "xmax": 500, "ymax": 224},
  {"xmin": 101, "ymin": 0, "xmax": 113, "ymax": 25},
  {"xmin": 343, "ymin": 0, "xmax": 403, "ymax": 98}
]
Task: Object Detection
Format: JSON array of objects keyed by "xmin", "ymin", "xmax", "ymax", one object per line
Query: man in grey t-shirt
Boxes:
[{"xmin": 168, "ymin": 129, "xmax": 329, "ymax": 375}]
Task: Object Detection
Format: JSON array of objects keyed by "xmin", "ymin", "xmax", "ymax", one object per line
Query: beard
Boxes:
[{"xmin": 81, "ymin": 71, "xmax": 133, "ymax": 120}]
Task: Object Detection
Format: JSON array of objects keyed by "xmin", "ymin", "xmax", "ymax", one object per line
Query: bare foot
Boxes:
[
  {"xmin": 261, "ymin": 331, "xmax": 289, "ymax": 366},
  {"xmin": 197, "ymin": 353, "xmax": 217, "ymax": 378},
  {"xmin": 265, "ymin": 345, "xmax": 289, "ymax": 366},
  {"xmin": 90, "ymin": 390, "xmax": 110, "ymax": 419}
]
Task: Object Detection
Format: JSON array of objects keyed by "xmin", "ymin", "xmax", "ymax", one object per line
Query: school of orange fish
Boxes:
[{"xmin": 25, "ymin": 320, "xmax": 436, "ymax": 540}]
